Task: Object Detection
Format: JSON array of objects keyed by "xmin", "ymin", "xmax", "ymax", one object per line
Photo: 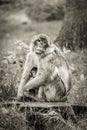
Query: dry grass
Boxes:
[{"xmin": 0, "ymin": 107, "xmax": 27, "ymax": 130}]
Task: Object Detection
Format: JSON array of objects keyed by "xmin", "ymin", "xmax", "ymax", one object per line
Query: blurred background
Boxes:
[{"xmin": 0, "ymin": 0, "xmax": 65, "ymax": 53}]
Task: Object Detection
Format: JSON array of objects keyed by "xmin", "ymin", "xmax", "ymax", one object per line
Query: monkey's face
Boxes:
[
  {"xmin": 31, "ymin": 67, "xmax": 37, "ymax": 78},
  {"xmin": 33, "ymin": 37, "xmax": 49, "ymax": 55}
]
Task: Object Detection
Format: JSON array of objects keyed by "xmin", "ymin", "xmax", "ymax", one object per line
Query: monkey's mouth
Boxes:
[{"xmin": 35, "ymin": 48, "xmax": 44, "ymax": 54}]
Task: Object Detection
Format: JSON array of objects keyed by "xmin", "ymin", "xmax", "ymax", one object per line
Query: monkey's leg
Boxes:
[
  {"xmin": 37, "ymin": 86, "xmax": 45, "ymax": 102},
  {"xmin": 24, "ymin": 74, "xmax": 46, "ymax": 91}
]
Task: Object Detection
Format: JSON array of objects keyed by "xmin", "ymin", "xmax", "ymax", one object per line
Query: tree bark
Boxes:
[{"xmin": 55, "ymin": 0, "xmax": 87, "ymax": 50}]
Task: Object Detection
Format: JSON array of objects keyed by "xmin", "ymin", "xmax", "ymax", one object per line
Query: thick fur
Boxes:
[{"xmin": 17, "ymin": 34, "xmax": 71, "ymax": 101}]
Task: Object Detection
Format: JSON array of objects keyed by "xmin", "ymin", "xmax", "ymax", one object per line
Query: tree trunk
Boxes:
[{"xmin": 55, "ymin": 0, "xmax": 87, "ymax": 50}]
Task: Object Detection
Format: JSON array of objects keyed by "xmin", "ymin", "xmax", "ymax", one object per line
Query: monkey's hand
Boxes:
[
  {"xmin": 24, "ymin": 74, "xmax": 46, "ymax": 91},
  {"xmin": 17, "ymin": 87, "xmax": 24, "ymax": 100}
]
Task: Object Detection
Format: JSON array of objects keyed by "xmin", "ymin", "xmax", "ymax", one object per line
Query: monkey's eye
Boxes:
[
  {"xmin": 42, "ymin": 41, "xmax": 48, "ymax": 47},
  {"xmin": 37, "ymin": 39, "xmax": 41, "ymax": 42},
  {"xmin": 36, "ymin": 39, "xmax": 41, "ymax": 43},
  {"xmin": 34, "ymin": 40, "xmax": 41, "ymax": 45}
]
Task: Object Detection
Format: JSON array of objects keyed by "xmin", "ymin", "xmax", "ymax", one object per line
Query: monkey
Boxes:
[
  {"xmin": 29, "ymin": 67, "xmax": 37, "ymax": 80},
  {"xmin": 23, "ymin": 67, "xmax": 38, "ymax": 98},
  {"xmin": 17, "ymin": 34, "xmax": 71, "ymax": 102}
]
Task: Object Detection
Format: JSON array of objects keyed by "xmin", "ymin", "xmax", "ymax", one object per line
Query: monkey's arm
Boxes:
[
  {"xmin": 23, "ymin": 74, "xmax": 46, "ymax": 92},
  {"xmin": 53, "ymin": 51, "xmax": 72, "ymax": 92},
  {"xmin": 17, "ymin": 53, "xmax": 35, "ymax": 98}
]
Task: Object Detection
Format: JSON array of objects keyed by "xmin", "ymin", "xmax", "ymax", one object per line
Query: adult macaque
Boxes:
[{"xmin": 17, "ymin": 34, "xmax": 71, "ymax": 101}]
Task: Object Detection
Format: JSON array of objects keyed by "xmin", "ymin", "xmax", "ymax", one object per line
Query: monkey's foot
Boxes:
[
  {"xmin": 17, "ymin": 96, "xmax": 25, "ymax": 102},
  {"xmin": 16, "ymin": 93, "xmax": 25, "ymax": 101}
]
